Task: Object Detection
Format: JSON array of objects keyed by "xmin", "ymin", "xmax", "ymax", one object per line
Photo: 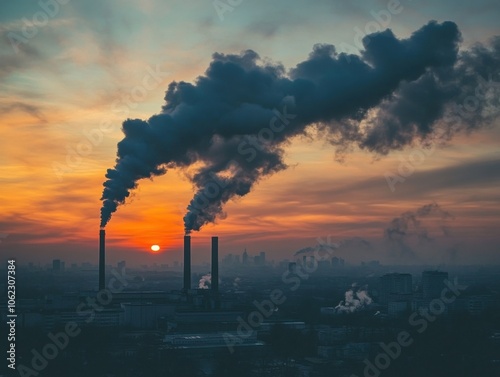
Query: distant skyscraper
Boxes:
[
  {"xmin": 380, "ymin": 273, "xmax": 412, "ymax": 304},
  {"xmin": 52, "ymin": 259, "xmax": 61, "ymax": 272},
  {"xmin": 259, "ymin": 252, "xmax": 266, "ymax": 265},
  {"xmin": 422, "ymin": 271, "xmax": 449, "ymax": 299},
  {"xmin": 242, "ymin": 249, "xmax": 249, "ymax": 265}
]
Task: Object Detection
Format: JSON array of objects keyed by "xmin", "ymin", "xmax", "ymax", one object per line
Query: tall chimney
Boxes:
[
  {"xmin": 183, "ymin": 235, "xmax": 191, "ymax": 290},
  {"xmin": 211, "ymin": 236, "xmax": 219, "ymax": 292},
  {"xmin": 99, "ymin": 229, "xmax": 105, "ymax": 291}
]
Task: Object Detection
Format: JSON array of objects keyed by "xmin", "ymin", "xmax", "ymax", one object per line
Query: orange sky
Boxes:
[
  {"xmin": 1, "ymin": 103, "xmax": 499, "ymax": 265},
  {"xmin": 1, "ymin": 1, "xmax": 499, "ymax": 266}
]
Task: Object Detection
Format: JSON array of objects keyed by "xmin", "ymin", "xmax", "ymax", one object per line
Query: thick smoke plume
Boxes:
[
  {"xmin": 198, "ymin": 273, "xmax": 211, "ymax": 289},
  {"xmin": 100, "ymin": 21, "xmax": 500, "ymax": 232},
  {"xmin": 335, "ymin": 286, "xmax": 373, "ymax": 314}
]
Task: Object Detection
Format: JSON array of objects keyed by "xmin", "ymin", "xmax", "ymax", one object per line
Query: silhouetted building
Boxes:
[
  {"xmin": 99, "ymin": 229, "xmax": 106, "ymax": 290},
  {"xmin": 380, "ymin": 273, "xmax": 412, "ymax": 304},
  {"xmin": 52, "ymin": 259, "xmax": 61, "ymax": 272},
  {"xmin": 184, "ymin": 235, "xmax": 191, "ymax": 290},
  {"xmin": 211, "ymin": 236, "xmax": 219, "ymax": 292},
  {"xmin": 388, "ymin": 300, "xmax": 411, "ymax": 317},
  {"xmin": 121, "ymin": 303, "xmax": 175, "ymax": 328},
  {"xmin": 422, "ymin": 271, "xmax": 449, "ymax": 299}
]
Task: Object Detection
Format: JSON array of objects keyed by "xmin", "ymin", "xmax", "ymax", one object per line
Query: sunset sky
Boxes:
[{"xmin": 1, "ymin": 0, "xmax": 499, "ymax": 266}]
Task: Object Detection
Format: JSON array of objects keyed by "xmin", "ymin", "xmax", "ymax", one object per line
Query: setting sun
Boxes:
[{"xmin": 151, "ymin": 245, "xmax": 160, "ymax": 252}]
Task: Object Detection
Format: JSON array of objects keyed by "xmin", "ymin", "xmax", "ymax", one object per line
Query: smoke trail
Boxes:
[
  {"xmin": 100, "ymin": 21, "xmax": 500, "ymax": 231},
  {"xmin": 385, "ymin": 202, "xmax": 454, "ymax": 259},
  {"xmin": 335, "ymin": 286, "xmax": 373, "ymax": 314},
  {"xmin": 233, "ymin": 277, "xmax": 241, "ymax": 289},
  {"xmin": 198, "ymin": 273, "xmax": 211, "ymax": 289},
  {"xmin": 294, "ymin": 237, "xmax": 371, "ymax": 256}
]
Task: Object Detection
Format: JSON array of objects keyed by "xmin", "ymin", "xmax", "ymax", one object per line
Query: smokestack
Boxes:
[
  {"xmin": 211, "ymin": 236, "xmax": 219, "ymax": 292},
  {"xmin": 184, "ymin": 235, "xmax": 191, "ymax": 290},
  {"xmin": 99, "ymin": 229, "xmax": 105, "ymax": 291}
]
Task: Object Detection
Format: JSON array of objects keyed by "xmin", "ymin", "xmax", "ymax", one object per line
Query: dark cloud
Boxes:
[
  {"xmin": 100, "ymin": 21, "xmax": 500, "ymax": 232},
  {"xmin": 362, "ymin": 35, "xmax": 500, "ymax": 153},
  {"xmin": 0, "ymin": 102, "xmax": 46, "ymax": 122},
  {"xmin": 0, "ymin": 30, "xmax": 42, "ymax": 79}
]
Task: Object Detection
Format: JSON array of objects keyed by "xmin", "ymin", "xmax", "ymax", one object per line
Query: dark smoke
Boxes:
[
  {"xmin": 294, "ymin": 246, "xmax": 317, "ymax": 256},
  {"xmin": 294, "ymin": 237, "xmax": 371, "ymax": 256},
  {"xmin": 100, "ymin": 21, "xmax": 500, "ymax": 231},
  {"xmin": 385, "ymin": 202, "xmax": 454, "ymax": 259}
]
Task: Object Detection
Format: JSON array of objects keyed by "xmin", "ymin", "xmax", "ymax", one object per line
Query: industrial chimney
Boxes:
[
  {"xmin": 183, "ymin": 235, "xmax": 191, "ymax": 290},
  {"xmin": 211, "ymin": 236, "xmax": 219, "ymax": 292},
  {"xmin": 99, "ymin": 229, "xmax": 105, "ymax": 291}
]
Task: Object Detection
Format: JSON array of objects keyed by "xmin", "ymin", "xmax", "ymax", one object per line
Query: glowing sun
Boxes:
[{"xmin": 151, "ymin": 245, "xmax": 160, "ymax": 252}]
